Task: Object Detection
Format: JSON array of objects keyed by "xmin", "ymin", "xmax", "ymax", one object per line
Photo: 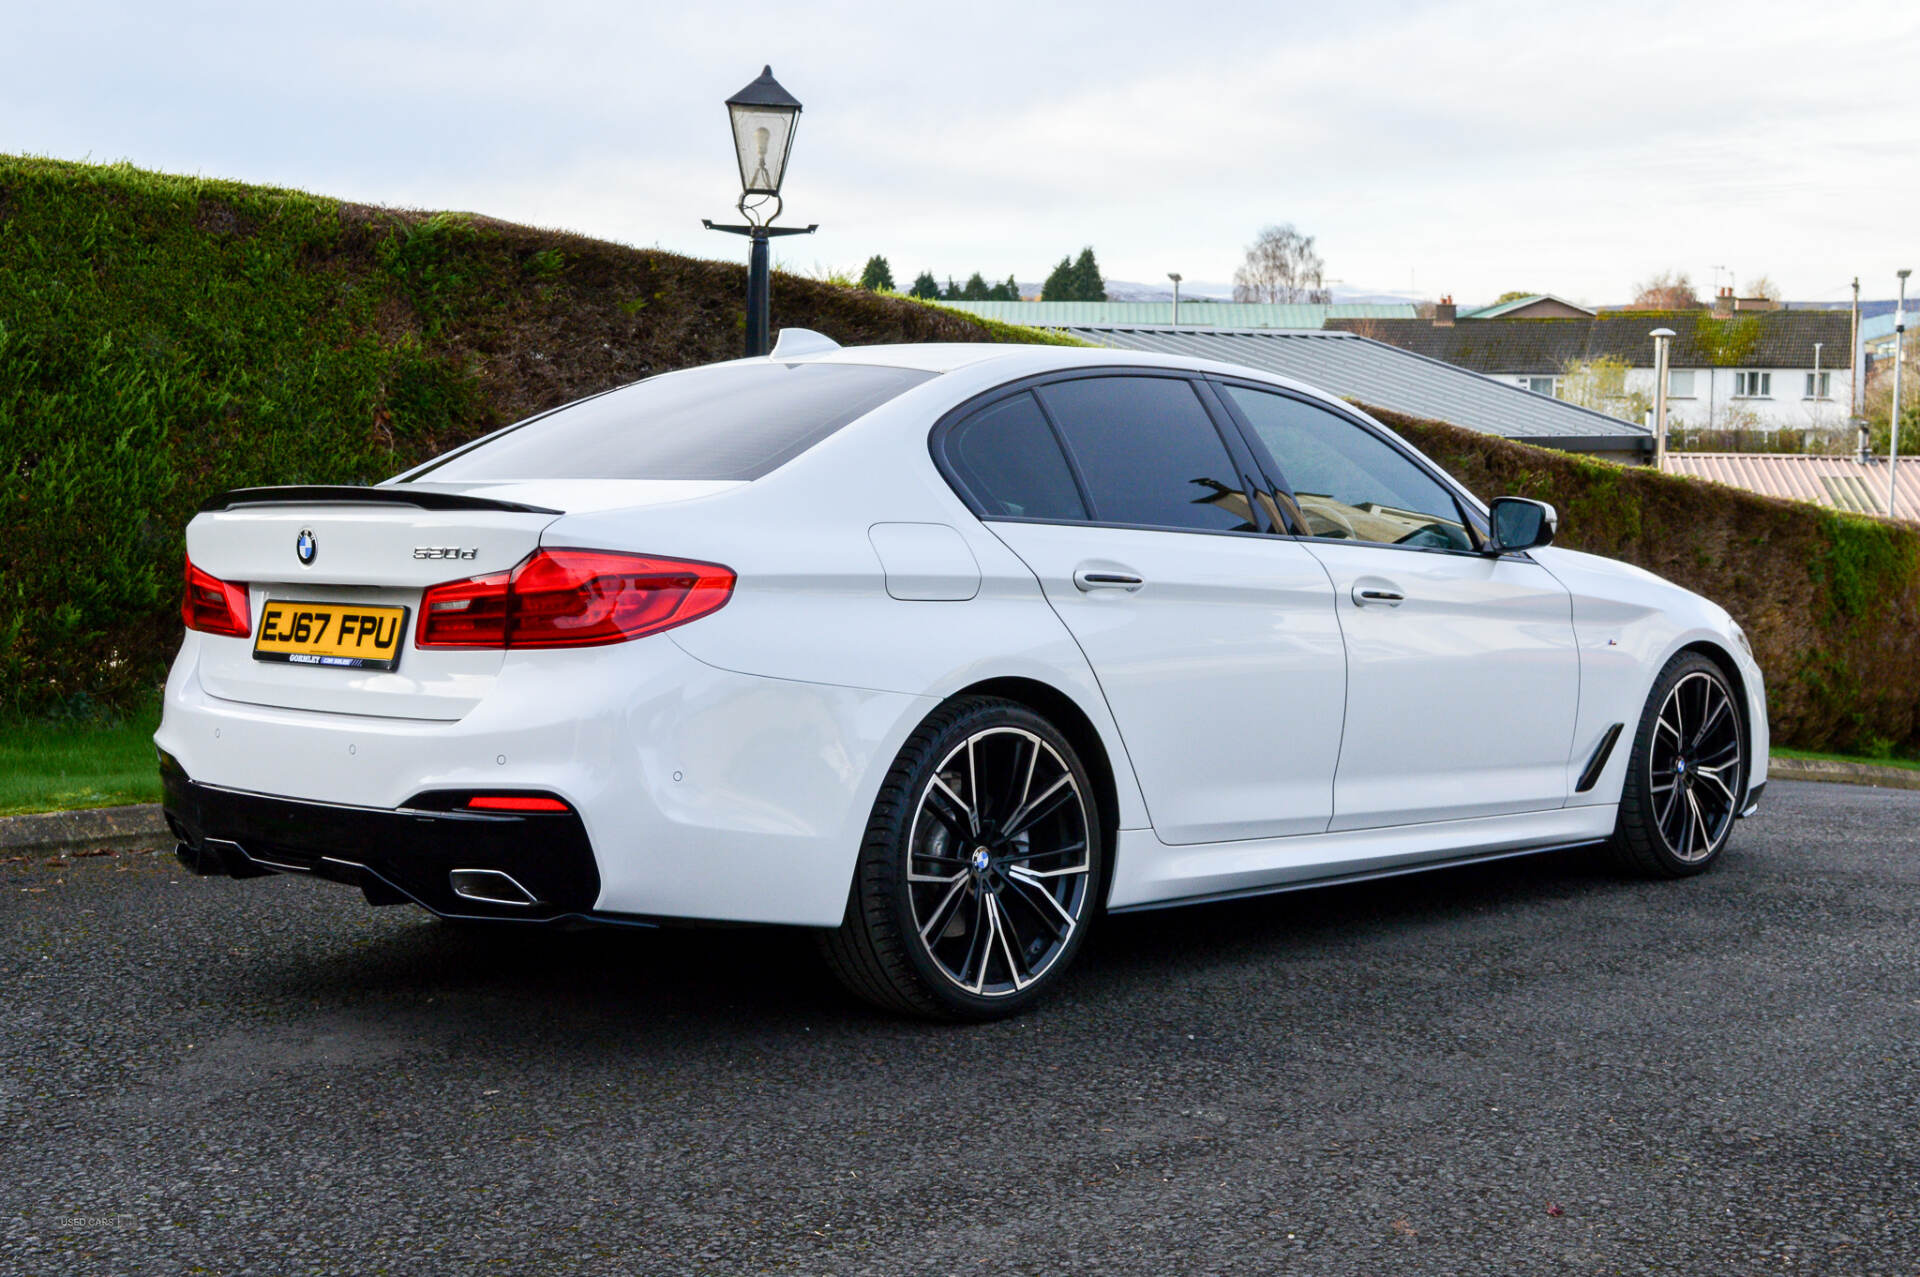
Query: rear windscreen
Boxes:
[{"xmin": 409, "ymin": 362, "xmax": 937, "ymax": 482}]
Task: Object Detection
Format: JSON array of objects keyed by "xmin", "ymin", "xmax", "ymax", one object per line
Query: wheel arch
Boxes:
[{"xmin": 950, "ymin": 675, "xmax": 1125, "ymax": 905}]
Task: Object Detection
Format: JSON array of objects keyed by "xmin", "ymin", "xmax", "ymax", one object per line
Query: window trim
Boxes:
[
  {"xmin": 927, "ymin": 367, "xmax": 1275, "ymax": 540},
  {"xmin": 1204, "ymin": 375, "xmax": 1497, "ymax": 559}
]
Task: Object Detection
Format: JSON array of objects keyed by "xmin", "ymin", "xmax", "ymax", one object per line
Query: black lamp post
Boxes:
[{"xmin": 703, "ymin": 65, "xmax": 816, "ymax": 357}]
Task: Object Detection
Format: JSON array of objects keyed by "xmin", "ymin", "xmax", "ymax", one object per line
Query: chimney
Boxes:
[
  {"xmin": 1434, "ymin": 294, "xmax": 1456, "ymax": 327},
  {"xmin": 1712, "ymin": 287, "xmax": 1734, "ymax": 318}
]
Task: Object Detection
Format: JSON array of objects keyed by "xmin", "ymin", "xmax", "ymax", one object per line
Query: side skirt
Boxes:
[{"xmin": 1106, "ymin": 837, "xmax": 1607, "ymax": 915}]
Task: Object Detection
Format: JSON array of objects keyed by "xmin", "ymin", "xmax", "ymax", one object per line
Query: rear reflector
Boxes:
[
  {"xmin": 465, "ymin": 795, "xmax": 571, "ymax": 813},
  {"xmin": 181, "ymin": 556, "xmax": 252, "ymax": 637},
  {"xmin": 417, "ymin": 548, "xmax": 734, "ymax": 649}
]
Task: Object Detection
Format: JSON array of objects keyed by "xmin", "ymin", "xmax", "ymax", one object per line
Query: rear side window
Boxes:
[
  {"xmin": 1036, "ymin": 376, "xmax": 1255, "ymax": 533},
  {"xmin": 945, "ymin": 393, "xmax": 1088, "ymax": 521},
  {"xmin": 410, "ymin": 362, "xmax": 936, "ymax": 483}
]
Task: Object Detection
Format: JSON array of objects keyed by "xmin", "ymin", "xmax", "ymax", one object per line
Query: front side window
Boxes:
[
  {"xmin": 1669, "ymin": 369, "xmax": 1696, "ymax": 398},
  {"xmin": 1524, "ymin": 376, "xmax": 1562, "ymax": 397},
  {"xmin": 1034, "ymin": 376, "xmax": 1255, "ymax": 533},
  {"xmin": 944, "ymin": 393, "xmax": 1088, "ymax": 521},
  {"xmin": 1734, "ymin": 370, "xmax": 1772, "ymax": 398},
  {"xmin": 411, "ymin": 362, "xmax": 936, "ymax": 483},
  {"xmin": 1221, "ymin": 385, "xmax": 1474, "ymax": 551},
  {"xmin": 1805, "ymin": 371, "xmax": 1831, "ymax": 399}
]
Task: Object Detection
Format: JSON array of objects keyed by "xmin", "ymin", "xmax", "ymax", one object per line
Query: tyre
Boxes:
[
  {"xmin": 1608, "ymin": 651, "xmax": 1747, "ymax": 878},
  {"xmin": 819, "ymin": 696, "xmax": 1103, "ymax": 1020}
]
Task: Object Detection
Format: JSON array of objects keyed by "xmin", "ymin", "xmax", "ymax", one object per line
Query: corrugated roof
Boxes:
[
  {"xmin": 935, "ymin": 300, "xmax": 1416, "ymax": 328},
  {"xmin": 1664, "ymin": 453, "xmax": 1920, "ymax": 524},
  {"xmin": 1063, "ymin": 326, "xmax": 1651, "ymax": 447},
  {"xmin": 1326, "ymin": 310, "xmax": 1854, "ymax": 372}
]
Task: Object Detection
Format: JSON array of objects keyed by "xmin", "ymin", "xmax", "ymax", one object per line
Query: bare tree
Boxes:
[
  {"xmin": 1743, "ymin": 274, "xmax": 1781, "ymax": 302},
  {"xmin": 1233, "ymin": 224, "xmax": 1330, "ymax": 304},
  {"xmin": 1629, "ymin": 269, "xmax": 1701, "ymax": 310}
]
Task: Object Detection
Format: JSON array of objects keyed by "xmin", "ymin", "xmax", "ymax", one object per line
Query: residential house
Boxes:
[
  {"xmin": 1461, "ymin": 294, "xmax": 1595, "ymax": 320},
  {"xmin": 1327, "ymin": 308, "xmax": 1854, "ymax": 431}
]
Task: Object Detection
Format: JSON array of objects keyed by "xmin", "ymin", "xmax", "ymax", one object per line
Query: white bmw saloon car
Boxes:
[{"xmin": 160, "ymin": 333, "xmax": 1767, "ymax": 1019}]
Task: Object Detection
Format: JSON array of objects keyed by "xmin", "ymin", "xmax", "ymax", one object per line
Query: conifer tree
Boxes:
[
  {"xmin": 858, "ymin": 255, "xmax": 895, "ymax": 292},
  {"xmin": 1068, "ymin": 247, "xmax": 1106, "ymax": 301},
  {"xmin": 1040, "ymin": 256, "xmax": 1076, "ymax": 301},
  {"xmin": 908, "ymin": 271, "xmax": 940, "ymax": 299}
]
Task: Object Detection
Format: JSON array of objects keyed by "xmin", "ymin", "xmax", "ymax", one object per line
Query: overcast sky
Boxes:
[{"xmin": 9, "ymin": 0, "xmax": 1918, "ymax": 304}]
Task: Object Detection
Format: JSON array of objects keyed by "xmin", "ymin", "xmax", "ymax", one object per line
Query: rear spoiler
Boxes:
[{"xmin": 199, "ymin": 485, "xmax": 561, "ymax": 516}]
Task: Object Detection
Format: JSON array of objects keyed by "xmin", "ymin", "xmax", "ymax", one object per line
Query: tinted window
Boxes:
[
  {"xmin": 946, "ymin": 393, "xmax": 1088, "ymax": 520},
  {"xmin": 1036, "ymin": 377, "xmax": 1254, "ymax": 532},
  {"xmin": 1222, "ymin": 385, "xmax": 1473, "ymax": 551},
  {"xmin": 411, "ymin": 362, "xmax": 936, "ymax": 483}
]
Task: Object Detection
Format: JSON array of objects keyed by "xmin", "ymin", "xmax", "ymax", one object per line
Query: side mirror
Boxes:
[{"xmin": 1487, "ymin": 497, "xmax": 1558, "ymax": 554}]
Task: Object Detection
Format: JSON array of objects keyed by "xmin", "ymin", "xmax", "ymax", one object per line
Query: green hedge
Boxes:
[
  {"xmin": 5, "ymin": 157, "xmax": 1914, "ymax": 752},
  {"xmin": 0, "ymin": 157, "xmax": 1057, "ymax": 716},
  {"xmin": 1370, "ymin": 407, "xmax": 1920, "ymax": 754}
]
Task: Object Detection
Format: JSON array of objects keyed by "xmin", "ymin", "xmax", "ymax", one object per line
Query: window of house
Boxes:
[
  {"xmin": 1523, "ymin": 376, "xmax": 1561, "ymax": 397},
  {"xmin": 1668, "ymin": 370, "xmax": 1696, "ymax": 398},
  {"xmin": 1034, "ymin": 376, "xmax": 1256, "ymax": 533},
  {"xmin": 1220, "ymin": 385, "xmax": 1474, "ymax": 552},
  {"xmin": 1804, "ymin": 371, "xmax": 1831, "ymax": 400},
  {"xmin": 1734, "ymin": 371, "xmax": 1772, "ymax": 398}
]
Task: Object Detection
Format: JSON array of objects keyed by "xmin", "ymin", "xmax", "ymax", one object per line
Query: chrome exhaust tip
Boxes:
[{"xmin": 448, "ymin": 868, "xmax": 541, "ymax": 907}]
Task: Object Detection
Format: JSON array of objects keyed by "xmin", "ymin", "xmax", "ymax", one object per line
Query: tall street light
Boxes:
[
  {"xmin": 1167, "ymin": 272, "xmax": 1183, "ymax": 325},
  {"xmin": 1650, "ymin": 327, "xmax": 1676, "ymax": 472},
  {"xmin": 1893, "ymin": 269, "xmax": 1910, "ymax": 519},
  {"xmin": 703, "ymin": 66, "xmax": 816, "ymax": 358}
]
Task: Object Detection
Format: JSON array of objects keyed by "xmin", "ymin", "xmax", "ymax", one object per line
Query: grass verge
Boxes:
[
  {"xmin": 0, "ymin": 704, "xmax": 162, "ymax": 816},
  {"xmin": 1772, "ymin": 747, "xmax": 1920, "ymax": 773}
]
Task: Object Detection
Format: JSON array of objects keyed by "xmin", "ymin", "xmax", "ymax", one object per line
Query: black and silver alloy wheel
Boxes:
[
  {"xmin": 1648, "ymin": 670, "xmax": 1743, "ymax": 863},
  {"xmin": 1610, "ymin": 652, "xmax": 1747, "ymax": 878},
  {"xmin": 907, "ymin": 726, "xmax": 1091, "ymax": 997},
  {"xmin": 820, "ymin": 696, "xmax": 1103, "ymax": 1019}
]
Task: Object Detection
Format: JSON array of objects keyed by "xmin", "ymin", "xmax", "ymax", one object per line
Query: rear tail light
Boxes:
[
  {"xmin": 416, "ymin": 548, "xmax": 734, "ymax": 649},
  {"xmin": 181, "ymin": 556, "xmax": 252, "ymax": 637}
]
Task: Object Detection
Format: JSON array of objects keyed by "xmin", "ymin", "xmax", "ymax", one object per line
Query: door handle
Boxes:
[
  {"xmin": 1351, "ymin": 583, "xmax": 1405, "ymax": 607},
  {"xmin": 1073, "ymin": 567, "xmax": 1145, "ymax": 592}
]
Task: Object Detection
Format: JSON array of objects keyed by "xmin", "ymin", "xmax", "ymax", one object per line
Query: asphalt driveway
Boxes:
[{"xmin": 4, "ymin": 780, "xmax": 1917, "ymax": 1274}]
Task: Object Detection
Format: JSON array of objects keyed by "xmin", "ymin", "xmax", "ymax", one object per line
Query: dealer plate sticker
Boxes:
[{"xmin": 252, "ymin": 600, "xmax": 409, "ymax": 671}]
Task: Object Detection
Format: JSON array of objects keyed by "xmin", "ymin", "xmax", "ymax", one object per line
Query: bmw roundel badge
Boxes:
[{"xmin": 296, "ymin": 529, "xmax": 317, "ymax": 565}]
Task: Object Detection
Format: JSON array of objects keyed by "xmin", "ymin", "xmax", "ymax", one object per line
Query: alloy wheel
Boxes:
[
  {"xmin": 905, "ymin": 727, "xmax": 1092, "ymax": 997},
  {"xmin": 1649, "ymin": 670, "xmax": 1743, "ymax": 863}
]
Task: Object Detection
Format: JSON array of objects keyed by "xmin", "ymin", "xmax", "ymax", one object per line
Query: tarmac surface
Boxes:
[{"xmin": 4, "ymin": 779, "xmax": 1917, "ymax": 1274}]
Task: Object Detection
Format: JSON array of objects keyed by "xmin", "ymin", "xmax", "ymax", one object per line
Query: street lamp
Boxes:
[
  {"xmin": 1892, "ymin": 269, "xmax": 1910, "ymax": 518},
  {"xmin": 703, "ymin": 65, "xmax": 817, "ymax": 358},
  {"xmin": 1167, "ymin": 272, "xmax": 1183, "ymax": 325},
  {"xmin": 1650, "ymin": 327, "xmax": 1676, "ymax": 472}
]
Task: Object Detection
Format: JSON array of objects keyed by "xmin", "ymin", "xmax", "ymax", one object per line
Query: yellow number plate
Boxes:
[{"xmin": 252, "ymin": 600, "xmax": 410, "ymax": 671}]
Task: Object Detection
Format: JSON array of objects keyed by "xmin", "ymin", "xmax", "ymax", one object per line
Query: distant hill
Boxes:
[{"xmin": 0, "ymin": 156, "xmax": 1065, "ymax": 714}]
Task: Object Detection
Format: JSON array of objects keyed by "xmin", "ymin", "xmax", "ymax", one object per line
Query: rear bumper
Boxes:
[{"xmin": 162, "ymin": 760, "xmax": 625, "ymax": 924}]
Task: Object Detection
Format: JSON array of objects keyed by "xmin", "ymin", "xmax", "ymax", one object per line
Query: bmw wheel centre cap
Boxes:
[{"xmin": 296, "ymin": 529, "xmax": 317, "ymax": 565}]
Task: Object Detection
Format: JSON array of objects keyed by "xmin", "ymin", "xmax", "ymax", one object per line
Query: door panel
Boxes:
[
  {"xmin": 1303, "ymin": 543, "xmax": 1579, "ymax": 829},
  {"xmin": 992, "ymin": 523, "xmax": 1346, "ymax": 843}
]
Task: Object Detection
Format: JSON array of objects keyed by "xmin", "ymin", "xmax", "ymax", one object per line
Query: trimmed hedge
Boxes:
[
  {"xmin": 1370, "ymin": 406, "xmax": 1920, "ymax": 754},
  {"xmin": 4, "ymin": 157, "xmax": 1914, "ymax": 752},
  {"xmin": 0, "ymin": 157, "xmax": 1066, "ymax": 715}
]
